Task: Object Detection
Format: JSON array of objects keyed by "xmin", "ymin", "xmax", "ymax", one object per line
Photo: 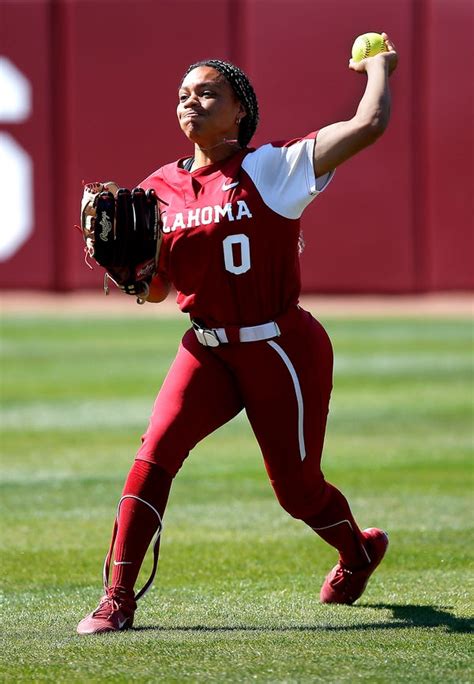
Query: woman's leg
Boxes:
[
  {"xmin": 78, "ymin": 330, "xmax": 243, "ymax": 633},
  {"xmin": 229, "ymin": 309, "xmax": 370, "ymax": 568},
  {"xmin": 109, "ymin": 459, "xmax": 172, "ymax": 597}
]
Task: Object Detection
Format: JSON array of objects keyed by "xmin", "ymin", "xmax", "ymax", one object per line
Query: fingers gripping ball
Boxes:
[{"xmin": 351, "ymin": 32, "xmax": 387, "ymax": 62}]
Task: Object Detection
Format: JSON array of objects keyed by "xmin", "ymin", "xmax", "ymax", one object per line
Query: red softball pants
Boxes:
[{"xmin": 136, "ymin": 306, "xmax": 334, "ymax": 520}]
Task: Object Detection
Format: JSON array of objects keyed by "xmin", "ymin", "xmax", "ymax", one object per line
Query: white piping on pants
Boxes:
[
  {"xmin": 267, "ymin": 340, "xmax": 306, "ymax": 461},
  {"xmin": 312, "ymin": 519, "xmax": 371, "ymax": 563}
]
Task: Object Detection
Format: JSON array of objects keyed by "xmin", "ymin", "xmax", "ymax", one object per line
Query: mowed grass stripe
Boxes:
[{"xmin": 1, "ymin": 314, "xmax": 472, "ymax": 682}]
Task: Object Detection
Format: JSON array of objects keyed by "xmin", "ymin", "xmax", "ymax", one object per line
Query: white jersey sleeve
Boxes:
[{"xmin": 241, "ymin": 135, "xmax": 335, "ymax": 219}]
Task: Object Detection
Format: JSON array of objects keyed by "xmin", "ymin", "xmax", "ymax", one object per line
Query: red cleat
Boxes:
[
  {"xmin": 77, "ymin": 588, "xmax": 136, "ymax": 635},
  {"xmin": 320, "ymin": 527, "xmax": 389, "ymax": 605}
]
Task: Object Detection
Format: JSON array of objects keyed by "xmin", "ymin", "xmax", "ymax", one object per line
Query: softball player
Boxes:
[{"xmin": 78, "ymin": 34, "xmax": 398, "ymax": 634}]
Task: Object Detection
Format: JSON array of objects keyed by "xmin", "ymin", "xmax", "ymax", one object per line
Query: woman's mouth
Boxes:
[{"xmin": 183, "ymin": 111, "xmax": 202, "ymax": 120}]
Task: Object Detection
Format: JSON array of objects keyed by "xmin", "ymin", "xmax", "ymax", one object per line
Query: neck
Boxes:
[{"xmin": 191, "ymin": 138, "xmax": 241, "ymax": 170}]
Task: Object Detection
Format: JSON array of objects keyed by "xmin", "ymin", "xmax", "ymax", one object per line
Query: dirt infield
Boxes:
[{"xmin": 1, "ymin": 290, "xmax": 472, "ymax": 318}]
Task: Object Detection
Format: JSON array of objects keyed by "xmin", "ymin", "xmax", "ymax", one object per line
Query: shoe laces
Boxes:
[
  {"xmin": 331, "ymin": 564, "xmax": 354, "ymax": 587},
  {"xmin": 92, "ymin": 596, "xmax": 120, "ymax": 619},
  {"xmin": 92, "ymin": 589, "xmax": 130, "ymax": 619}
]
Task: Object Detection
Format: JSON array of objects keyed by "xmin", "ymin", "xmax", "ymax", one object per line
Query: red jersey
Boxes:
[{"xmin": 141, "ymin": 132, "xmax": 334, "ymax": 327}]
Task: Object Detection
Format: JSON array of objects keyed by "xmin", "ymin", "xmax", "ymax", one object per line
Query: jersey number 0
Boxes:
[{"xmin": 222, "ymin": 234, "xmax": 251, "ymax": 275}]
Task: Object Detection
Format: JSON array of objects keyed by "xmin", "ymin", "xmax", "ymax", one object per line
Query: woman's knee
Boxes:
[
  {"xmin": 136, "ymin": 427, "xmax": 190, "ymax": 478},
  {"xmin": 270, "ymin": 474, "xmax": 326, "ymax": 520}
]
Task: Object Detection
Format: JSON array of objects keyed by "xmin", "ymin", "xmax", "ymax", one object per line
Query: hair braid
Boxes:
[{"xmin": 182, "ymin": 59, "xmax": 259, "ymax": 147}]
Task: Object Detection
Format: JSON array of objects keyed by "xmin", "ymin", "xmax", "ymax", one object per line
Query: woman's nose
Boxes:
[{"xmin": 183, "ymin": 93, "xmax": 198, "ymax": 107}]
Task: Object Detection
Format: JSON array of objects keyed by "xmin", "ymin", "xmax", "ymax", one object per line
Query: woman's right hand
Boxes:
[{"xmin": 349, "ymin": 33, "xmax": 398, "ymax": 76}]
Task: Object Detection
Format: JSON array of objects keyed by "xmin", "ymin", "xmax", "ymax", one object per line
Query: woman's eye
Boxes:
[{"xmin": 202, "ymin": 91, "xmax": 214, "ymax": 98}]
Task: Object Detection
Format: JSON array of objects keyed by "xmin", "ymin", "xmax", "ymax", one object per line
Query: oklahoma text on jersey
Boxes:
[{"xmin": 162, "ymin": 200, "xmax": 253, "ymax": 233}]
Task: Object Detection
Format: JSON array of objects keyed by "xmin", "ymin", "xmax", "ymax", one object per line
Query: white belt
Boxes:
[{"xmin": 192, "ymin": 320, "xmax": 281, "ymax": 347}]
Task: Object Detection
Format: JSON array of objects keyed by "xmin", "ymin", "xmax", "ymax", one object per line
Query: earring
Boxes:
[{"xmin": 236, "ymin": 118, "xmax": 241, "ymax": 125}]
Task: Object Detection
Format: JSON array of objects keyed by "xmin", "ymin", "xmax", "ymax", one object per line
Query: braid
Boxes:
[{"xmin": 182, "ymin": 59, "xmax": 259, "ymax": 147}]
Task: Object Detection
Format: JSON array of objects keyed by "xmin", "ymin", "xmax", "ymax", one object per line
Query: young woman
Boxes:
[{"xmin": 78, "ymin": 34, "xmax": 398, "ymax": 634}]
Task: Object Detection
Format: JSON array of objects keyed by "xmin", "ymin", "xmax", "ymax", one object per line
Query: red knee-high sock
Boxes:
[
  {"xmin": 303, "ymin": 482, "xmax": 370, "ymax": 569},
  {"xmin": 110, "ymin": 459, "xmax": 172, "ymax": 595}
]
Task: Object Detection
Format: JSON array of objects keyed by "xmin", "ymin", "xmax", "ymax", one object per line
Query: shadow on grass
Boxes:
[
  {"xmin": 133, "ymin": 604, "xmax": 473, "ymax": 635},
  {"xmin": 367, "ymin": 603, "xmax": 473, "ymax": 633}
]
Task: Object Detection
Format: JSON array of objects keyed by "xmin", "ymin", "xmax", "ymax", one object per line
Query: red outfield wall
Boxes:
[{"xmin": 1, "ymin": 0, "xmax": 472, "ymax": 293}]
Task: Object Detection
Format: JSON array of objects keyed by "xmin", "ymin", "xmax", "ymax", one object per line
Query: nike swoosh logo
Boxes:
[
  {"xmin": 222, "ymin": 181, "xmax": 239, "ymax": 191},
  {"xmin": 118, "ymin": 617, "xmax": 129, "ymax": 629},
  {"xmin": 113, "ymin": 560, "xmax": 132, "ymax": 565}
]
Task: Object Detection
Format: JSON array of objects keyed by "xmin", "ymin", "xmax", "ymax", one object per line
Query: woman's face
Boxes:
[{"xmin": 177, "ymin": 66, "xmax": 245, "ymax": 148}]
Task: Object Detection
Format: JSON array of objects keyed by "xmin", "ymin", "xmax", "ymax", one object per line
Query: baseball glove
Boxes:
[{"xmin": 80, "ymin": 181, "xmax": 162, "ymax": 302}]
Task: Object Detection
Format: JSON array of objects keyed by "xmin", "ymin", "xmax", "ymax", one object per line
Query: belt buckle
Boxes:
[{"xmin": 193, "ymin": 325, "xmax": 220, "ymax": 347}]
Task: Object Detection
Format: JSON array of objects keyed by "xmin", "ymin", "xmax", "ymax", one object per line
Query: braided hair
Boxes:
[{"xmin": 181, "ymin": 59, "xmax": 259, "ymax": 148}]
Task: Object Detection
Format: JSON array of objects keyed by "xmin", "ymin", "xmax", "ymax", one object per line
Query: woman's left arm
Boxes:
[{"xmin": 314, "ymin": 33, "xmax": 398, "ymax": 178}]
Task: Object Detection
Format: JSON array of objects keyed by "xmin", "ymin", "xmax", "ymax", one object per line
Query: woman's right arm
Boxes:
[{"xmin": 313, "ymin": 33, "xmax": 398, "ymax": 178}]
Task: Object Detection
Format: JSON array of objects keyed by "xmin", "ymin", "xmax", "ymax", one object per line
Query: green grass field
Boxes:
[{"xmin": 1, "ymin": 311, "xmax": 473, "ymax": 682}]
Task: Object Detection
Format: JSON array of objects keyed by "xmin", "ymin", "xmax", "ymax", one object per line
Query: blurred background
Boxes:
[{"xmin": 0, "ymin": 0, "xmax": 472, "ymax": 295}]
